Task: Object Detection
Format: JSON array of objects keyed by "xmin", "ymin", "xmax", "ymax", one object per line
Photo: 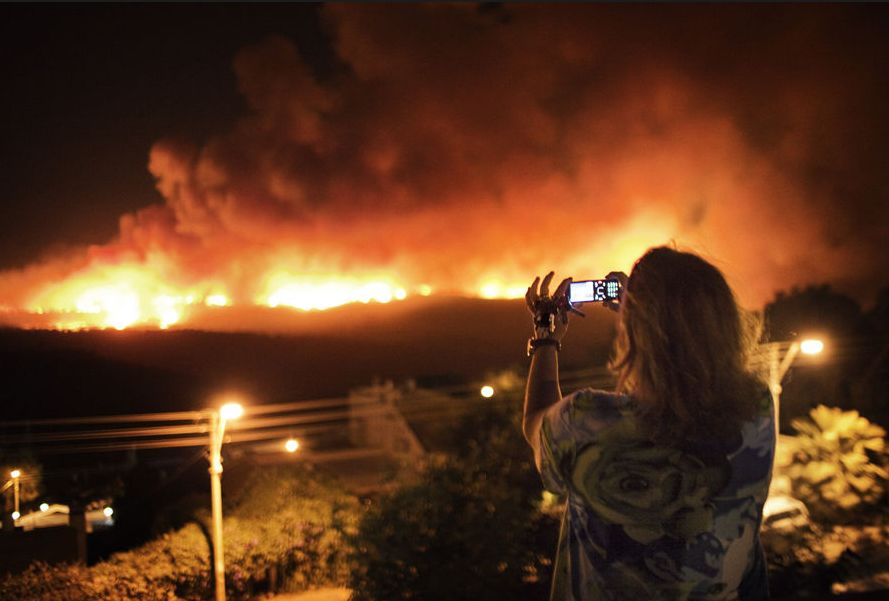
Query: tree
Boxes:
[
  {"xmin": 764, "ymin": 284, "xmax": 868, "ymax": 343},
  {"xmin": 860, "ymin": 285, "xmax": 889, "ymax": 426},
  {"xmin": 764, "ymin": 285, "xmax": 872, "ymax": 421},
  {"xmin": 349, "ymin": 403, "xmax": 558, "ymax": 601}
]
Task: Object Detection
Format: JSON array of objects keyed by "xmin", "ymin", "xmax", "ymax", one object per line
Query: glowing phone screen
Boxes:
[{"xmin": 568, "ymin": 279, "xmax": 621, "ymax": 304}]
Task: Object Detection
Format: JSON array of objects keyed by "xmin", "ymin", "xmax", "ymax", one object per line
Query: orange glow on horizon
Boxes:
[
  {"xmin": 8, "ymin": 212, "xmax": 676, "ymax": 331},
  {"xmin": 19, "ymin": 263, "xmax": 429, "ymax": 330},
  {"xmin": 478, "ymin": 280, "xmax": 528, "ymax": 300},
  {"xmin": 205, "ymin": 294, "xmax": 230, "ymax": 307},
  {"xmin": 261, "ymin": 273, "xmax": 407, "ymax": 311}
]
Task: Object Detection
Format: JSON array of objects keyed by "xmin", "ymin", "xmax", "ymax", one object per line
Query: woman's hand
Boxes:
[
  {"xmin": 603, "ymin": 270, "xmax": 629, "ymax": 313},
  {"xmin": 526, "ymin": 272, "xmax": 572, "ymax": 341},
  {"xmin": 523, "ymin": 272, "xmax": 569, "ymax": 454}
]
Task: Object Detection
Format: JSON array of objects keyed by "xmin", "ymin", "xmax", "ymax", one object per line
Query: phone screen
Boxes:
[{"xmin": 568, "ymin": 279, "xmax": 621, "ymax": 304}]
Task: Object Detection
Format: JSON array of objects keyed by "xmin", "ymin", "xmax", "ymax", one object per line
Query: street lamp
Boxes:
[
  {"xmin": 766, "ymin": 338, "xmax": 824, "ymax": 433},
  {"xmin": 10, "ymin": 469, "xmax": 21, "ymax": 521},
  {"xmin": 480, "ymin": 385, "xmax": 495, "ymax": 398},
  {"xmin": 207, "ymin": 400, "xmax": 244, "ymax": 601},
  {"xmin": 284, "ymin": 438, "xmax": 300, "ymax": 453}
]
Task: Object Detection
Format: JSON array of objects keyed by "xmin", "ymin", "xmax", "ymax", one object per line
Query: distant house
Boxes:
[
  {"xmin": 0, "ymin": 502, "xmax": 114, "ymax": 574},
  {"xmin": 11, "ymin": 503, "xmax": 114, "ymax": 532}
]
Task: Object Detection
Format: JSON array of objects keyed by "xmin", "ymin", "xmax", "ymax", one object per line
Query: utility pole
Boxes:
[
  {"xmin": 208, "ymin": 412, "xmax": 226, "ymax": 601},
  {"xmin": 10, "ymin": 469, "xmax": 21, "ymax": 519},
  {"xmin": 206, "ymin": 401, "xmax": 243, "ymax": 601}
]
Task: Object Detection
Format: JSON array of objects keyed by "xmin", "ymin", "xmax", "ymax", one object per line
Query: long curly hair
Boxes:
[{"xmin": 609, "ymin": 246, "xmax": 765, "ymax": 443}]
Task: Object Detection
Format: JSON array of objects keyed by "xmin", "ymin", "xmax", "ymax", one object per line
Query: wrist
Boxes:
[
  {"xmin": 533, "ymin": 325, "xmax": 556, "ymax": 340},
  {"xmin": 527, "ymin": 337, "xmax": 561, "ymax": 357}
]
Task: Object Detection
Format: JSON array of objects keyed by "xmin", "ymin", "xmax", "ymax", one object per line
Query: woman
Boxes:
[{"xmin": 523, "ymin": 246, "xmax": 774, "ymax": 601}]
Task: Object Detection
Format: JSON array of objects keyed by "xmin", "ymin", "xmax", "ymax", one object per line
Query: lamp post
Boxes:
[
  {"xmin": 9, "ymin": 469, "xmax": 22, "ymax": 521},
  {"xmin": 766, "ymin": 338, "xmax": 824, "ymax": 433},
  {"xmin": 207, "ymin": 401, "xmax": 243, "ymax": 601}
]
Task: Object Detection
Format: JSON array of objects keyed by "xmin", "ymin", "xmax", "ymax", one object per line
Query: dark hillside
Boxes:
[{"xmin": 0, "ymin": 297, "xmax": 618, "ymax": 419}]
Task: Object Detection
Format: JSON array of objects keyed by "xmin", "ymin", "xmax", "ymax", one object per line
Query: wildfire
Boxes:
[
  {"xmin": 478, "ymin": 281, "xmax": 528, "ymax": 300},
  {"xmin": 261, "ymin": 274, "xmax": 407, "ymax": 312},
  {"xmin": 15, "ymin": 263, "xmax": 423, "ymax": 330},
  {"xmin": 1, "ymin": 7, "xmax": 881, "ymax": 333},
  {"xmin": 205, "ymin": 294, "xmax": 230, "ymax": 308},
  {"xmin": 21, "ymin": 263, "xmax": 224, "ymax": 331},
  {"xmin": 13, "ymin": 266, "xmax": 543, "ymax": 330},
  {"xmin": 0, "ymin": 204, "xmax": 676, "ymax": 332}
]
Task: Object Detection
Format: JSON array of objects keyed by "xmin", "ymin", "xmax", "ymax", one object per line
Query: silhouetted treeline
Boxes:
[{"xmin": 764, "ymin": 284, "xmax": 889, "ymax": 430}]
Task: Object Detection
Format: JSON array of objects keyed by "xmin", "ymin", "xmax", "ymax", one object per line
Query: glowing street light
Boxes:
[
  {"xmin": 284, "ymin": 438, "xmax": 300, "ymax": 453},
  {"xmin": 800, "ymin": 338, "xmax": 824, "ymax": 355},
  {"xmin": 766, "ymin": 337, "xmax": 825, "ymax": 433},
  {"xmin": 103, "ymin": 506, "xmax": 114, "ymax": 518},
  {"xmin": 206, "ymin": 399, "xmax": 244, "ymax": 601},
  {"xmin": 39, "ymin": 503, "xmax": 49, "ymax": 512},
  {"xmin": 220, "ymin": 402, "xmax": 244, "ymax": 421},
  {"xmin": 480, "ymin": 385, "xmax": 495, "ymax": 398}
]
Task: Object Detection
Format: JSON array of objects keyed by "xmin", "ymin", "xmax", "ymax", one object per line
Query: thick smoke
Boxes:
[{"xmin": 2, "ymin": 4, "xmax": 887, "ymax": 320}]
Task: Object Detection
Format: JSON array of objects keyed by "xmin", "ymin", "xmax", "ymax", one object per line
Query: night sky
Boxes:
[
  {"xmin": 2, "ymin": 3, "xmax": 889, "ymax": 327},
  {"xmin": 1, "ymin": 4, "xmax": 330, "ymax": 268}
]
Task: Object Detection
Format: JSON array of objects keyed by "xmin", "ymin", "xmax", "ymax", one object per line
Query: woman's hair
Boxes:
[{"xmin": 609, "ymin": 246, "xmax": 764, "ymax": 443}]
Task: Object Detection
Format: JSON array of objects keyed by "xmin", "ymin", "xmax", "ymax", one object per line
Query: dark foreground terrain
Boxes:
[{"xmin": 0, "ymin": 296, "xmax": 618, "ymax": 420}]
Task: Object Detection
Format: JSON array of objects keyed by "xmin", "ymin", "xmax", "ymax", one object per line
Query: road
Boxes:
[{"xmin": 267, "ymin": 588, "xmax": 350, "ymax": 601}]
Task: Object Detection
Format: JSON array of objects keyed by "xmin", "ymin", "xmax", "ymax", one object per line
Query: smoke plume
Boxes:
[{"xmin": 1, "ymin": 4, "xmax": 887, "ymax": 329}]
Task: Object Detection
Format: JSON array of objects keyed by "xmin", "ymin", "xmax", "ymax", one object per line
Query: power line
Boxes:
[
  {"xmin": 0, "ymin": 371, "xmax": 616, "ymax": 451},
  {"xmin": 15, "ymin": 422, "xmax": 351, "ymax": 455},
  {"xmin": 0, "ymin": 423, "xmax": 208, "ymax": 444},
  {"xmin": 0, "ymin": 409, "xmax": 205, "ymax": 427},
  {"xmin": 0, "ymin": 335, "xmax": 855, "ymax": 456},
  {"xmin": 0, "ymin": 399, "xmax": 384, "ymax": 445}
]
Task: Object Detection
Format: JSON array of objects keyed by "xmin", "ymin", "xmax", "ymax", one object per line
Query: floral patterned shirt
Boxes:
[{"xmin": 538, "ymin": 389, "xmax": 775, "ymax": 601}]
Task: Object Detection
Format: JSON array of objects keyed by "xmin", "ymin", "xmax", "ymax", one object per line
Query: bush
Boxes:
[
  {"xmin": 0, "ymin": 464, "xmax": 359, "ymax": 601},
  {"xmin": 225, "ymin": 465, "xmax": 359, "ymax": 593},
  {"xmin": 766, "ymin": 405, "xmax": 889, "ymax": 597},
  {"xmin": 763, "ymin": 521, "xmax": 889, "ymax": 598},
  {"xmin": 348, "ymin": 404, "xmax": 558, "ymax": 601},
  {"xmin": 777, "ymin": 405, "xmax": 888, "ymax": 521}
]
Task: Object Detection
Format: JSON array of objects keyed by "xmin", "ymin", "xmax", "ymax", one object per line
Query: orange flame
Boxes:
[
  {"xmin": 18, "ymin": 263, "xmax": 421, "ymax": 330},
  {"xmin": 26, "ymin": 264, "xmax": 210, "ymax": 330},
  {"xmin": 261, "ymin": 272, "xmax": 407, "ymax": 311},
  {"xmin": 1, "ymin": 210, "xmax": 674, "ymax": 331}
]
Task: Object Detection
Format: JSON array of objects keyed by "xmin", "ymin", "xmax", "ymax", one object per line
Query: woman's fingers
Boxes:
[
  {"xmin": 526, "ymin": 276, "xmax": 541, "ymax": 307},
  {"xmin": 554, "ymin": 277, "xmax": 572, "ymax": 324},
  {"xmin": 527, "ymin": 272, "xmax": 565, "ymax": 298},
  {"xmin": 603, "ymin": 271, "xmax": 628, "ymax": 313},
  {"xmin": 527, "ymin": 272, "xmax": 567, "ymax": 310},
  {"xmin": 605, "ymin": 271, "xmax": 629, "ymax": 288},
  {"xmin": 554, "ymin": 277, "xmax": 572, "ymax": 299},
  {"xmin": 540, "ymin": 271, "xmax": 555, "ymax": 298}
]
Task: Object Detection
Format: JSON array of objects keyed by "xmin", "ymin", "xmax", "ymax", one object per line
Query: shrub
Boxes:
[
  {"xmin": 763, "ymin": 521, "xmax": 889, "ymax": 598},
  {"xmin": 777, "ymin": 405, "xmax": 888, "ymax": 520},
  {"xmin": 0, "ymin": 464, "xmax": 358, "ymax": 601},
  {"xmin": 348, "ymin": 404, "xmax": 558, "ymax": 601},
  {"xmin": 225, "ymin": 465, "xmax": 359, "ymax": 593}
]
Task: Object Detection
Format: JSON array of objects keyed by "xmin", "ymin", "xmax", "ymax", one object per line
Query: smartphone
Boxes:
[{"xmin": 568, "ymin": 278, "xmax": 622, "ymax": 304}]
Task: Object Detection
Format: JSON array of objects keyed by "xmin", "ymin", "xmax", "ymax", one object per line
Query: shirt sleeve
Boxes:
[{"xmin": 537, "ymin": 394, "xmax": 576, "ymax": 495}]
